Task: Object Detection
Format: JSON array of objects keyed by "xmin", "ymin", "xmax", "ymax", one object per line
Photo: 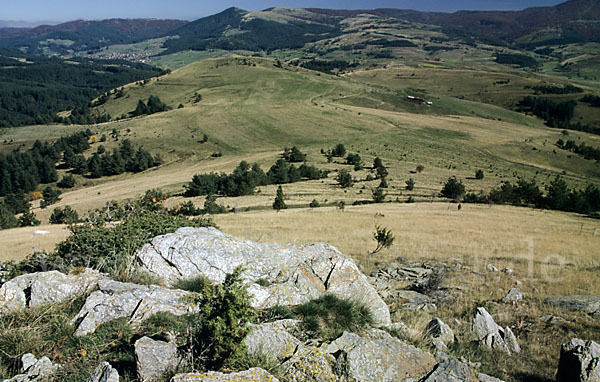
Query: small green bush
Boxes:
[
  {"xmin": 441, "ymin": 177, "xmax": 466, "ymax": 200},
  {"xmin": 293, "ymin": 294, "xmax": 373, "ymax": 340},
  {"xmin": 372, "ymin": 187, "xmax": 386, "ymax": 203},
  {"xmin": 40, "ymin": 187, "xmax": 61, "ymax": 209},
  {"xmin": 406, "ymin": 178, "xmax": 415, "ymax": 191},
  {"xmin": 309, "ymin": 199, "xmax": 320, "ymax": 208},
  {"xmin": 49, "ymin": 206, "xmax": 79, "ymax": 225},
  {"xmin": 18, "ymin": 210, "xmax": 40, "ymax": 227},
  {"xmin": 372, "ymin": 225, "xmax": 394, "ymax": 254},
  {"xmin": 475, "ymin": 170, "xmax": 485, "ymax": 180},
  {"xmin": 174, "ymin": 275, "xmax": 213, "ymax": 295},
  {"xmin": 337, "ymin": 169, "xmax": 353, "ymax": 188},
  {"xmin": 273, "ymin": 186, "xmax": 287, "ymax": 211},
  {"xmin": 57, "ymin": 174, "xmax": 76, "ymax": 189}
]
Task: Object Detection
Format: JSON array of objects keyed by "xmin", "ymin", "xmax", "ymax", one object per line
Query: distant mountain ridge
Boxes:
[{"xmin": 0, "ymin": 0, "xmax": 598, "ymax": 55}]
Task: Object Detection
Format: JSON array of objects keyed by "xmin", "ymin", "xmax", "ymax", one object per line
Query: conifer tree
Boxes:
[{"xmin": 273, "ymin": 185, "xmax": 287, "ymax": 211}]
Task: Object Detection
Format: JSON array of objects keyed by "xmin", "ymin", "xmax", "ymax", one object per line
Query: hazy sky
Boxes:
[{"xmin": 1, "ymin": 0, "xmax": 566, "ymax": 23}]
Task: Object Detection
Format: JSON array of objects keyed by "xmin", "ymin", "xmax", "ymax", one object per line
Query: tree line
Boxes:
[
  {"xmin": 556, "ymin": 139, "xmax": 600, "ymax": 161},
  {"xmin": 461, "ymin": 176, "xmax": 600, "ymax": 215},
  {"xmin": 185, "ymin": 149, "xmax": 327, "ymax": 198}
]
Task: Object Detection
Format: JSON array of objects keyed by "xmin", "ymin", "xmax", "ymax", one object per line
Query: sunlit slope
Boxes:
[{"xmin": 16, "ymin": 56, "xmax": 595, "ymax": 218}]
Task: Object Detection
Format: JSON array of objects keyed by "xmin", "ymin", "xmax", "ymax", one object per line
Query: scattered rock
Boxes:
[
  {"xmin": 4, "ymin": 353, "xmax": 59, "ymax": 382},
  {"xmin": 170, "ymin": 368, "xmax": 279, "ymax": 381},
  {"xmin": 486, "ymin": 264, "xmax": 498, "ymax": 272},
  {"xmin": 87, "ymin": 362, "xmax": 120, "ymax": 382},
  {"xmin": 244, "ymin": 319, "xmax": 302, "ymax": 360},
  {"xmin": 136, "ymin": 227, "xmax": 390, "ymax": 326},
  {"xmin": 135, "ymin": 336, "xmax": 181, "ymax": 382},
  {"xmin": 328, "ymin": 331, "xmax": 436, "ymax": 382},
  {"xmin": 396, "ymin": 290, "xmax": 436, "ymax": 311},
  {"xmin": 502, "ymin": 268, "xmax": 513, "ymax": 276},
  {"xmin": 70, "ymin": 279, "xmax": 200, "ymax": 336},
  {"xmin": 545, "ymin": 295, "xmax": 600, "ymax": 318},
  {"xmin": 540, "ymin": 315, "xmax": 569, "ymax": 326},
  {"xmin": 420, "ymin": 357, "xmax": 478, "ymax": 381},
  {"xmin": 556, "ymin": 338, "xmax": 600, "ymax": 382},
  {"xmin": 479, "ymin": 373, "xmax": 505, "ymax": 382},
  {"xmin": 0, "ymin": 269, "xmax": 105, "ymax": 314},
  {"xmin": 424, "ymin": 317, "xmax": 455, "ymax": 351},
  {"xmin": 472, "ymin": 307, "xmax": 520, "ymax": 354},
  {"xmin": 282, "ymin": 346, "xmax": 338, "ymax": 382},
  {"xmin": 501, "ymin": 288, "xmax": 523, "ymax": 304}
]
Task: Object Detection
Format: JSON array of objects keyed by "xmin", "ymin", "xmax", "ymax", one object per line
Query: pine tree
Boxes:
[{"xmin": 273, "ymin": 185, "xmax": 287, "ymax": 211}]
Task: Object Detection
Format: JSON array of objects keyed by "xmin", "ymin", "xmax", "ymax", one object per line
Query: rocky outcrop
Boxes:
[
  {"xmin": 501, "ymin": 288, "xmax": 523, "ymax": 304},
  {"xmin": 4, "ymin": 353, "xmax": 59, "ymax": 382},
  {"xmin": 424, "ymin": 317, "xmax": 455, "ymax": 351},
  {"xmin": 545, "ymin": 295, "xmax": 600, "ymax": 318},
  {"xmin": 135, "ymin": 336, "xmax": 181, "ymax": 381},
  {"xmin": 87, "ymin": 362, "xmax": 120, "ymax": 382},
  {"xmin": 244, "ymin": 320, "xmax": 302, "ymax": 360},
  {"xmin": 327, "ymin": 331, "xmax": 436, "ymax": 382},
  {"xmin": 282, "ymin": 346, "xmax": 339, "ymax": 382},
  {"xmin": 170, "ymin": 368, "xmax": 279, "ymax": 381},
  {"xmin": 135, "ymin": 227, "xmax": 390, "ymax": 326},
  {"xmin": 0, "ymin": 269, "xmax": 105, "ymax": 314},
  {"xmin": 556, "ymin": 338, "xmax": 600, "ymax": 382},
  {"xmin": 420, "ymin": 357, "xmax": 479, "ymax": 382},
  {"xmin": 70, "ymin": 279, "xmax": 200, "ymax": 336},
  {"xmin": 472, "ymin": 307, "xmax": 520, "ymax": 354}
]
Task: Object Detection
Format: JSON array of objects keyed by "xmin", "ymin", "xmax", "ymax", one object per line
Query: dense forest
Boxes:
[{"xmin": 0, "ymin": 49, "xmax": 162, "ymax": 127}]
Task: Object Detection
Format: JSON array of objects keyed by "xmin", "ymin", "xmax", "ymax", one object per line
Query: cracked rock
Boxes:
[
  {"xmin": 0, "ymin": 269, "xmax": 105, "ymax": 314},
  {"xmin": 135, "ymin": 227, "xmax": 390, "ymax": 326},
  {"xmin": 71, "ymin": 279, "xmax": 200, "ymax": 336},
  {"xmin": 472, "ymin": 307, "xmax": 520, "ymax": 354}
]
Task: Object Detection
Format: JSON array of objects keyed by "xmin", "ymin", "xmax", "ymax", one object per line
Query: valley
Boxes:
[{"xmin": 0, "ymin": 1, "xmax": 599, "ymax": 381}]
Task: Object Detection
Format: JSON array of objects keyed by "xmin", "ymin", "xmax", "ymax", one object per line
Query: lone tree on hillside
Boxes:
[
  {"xmin": 441, "ymin": 177, "xmax": 465, "ymax": 200},
  {"xmin": 337, "ymin": 169, "xmax": 353, "ymax": 188},
  {"xmin": 273, "ymin": 185, "xmax": 287, "ymax": 211},
  {"xmin": 475, "ymin": 169, "xmax": 484, "ymax": 180},
  {"xmin": 373, "ymin": 157, "xmax": 388, "ymax": 179},
  {"xmin": 372, "ymin": 225, "xmax": 394, "ymax": 254}
]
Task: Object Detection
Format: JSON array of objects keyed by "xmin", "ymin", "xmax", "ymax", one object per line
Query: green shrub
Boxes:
[
  {"xmin": 18, "ymin": 210, "xmax": 40, "ymax": 227},
  {"xmin": 475, "ymin": 170, "xmax": 484, "ymax": 180},
  {"xmin": 0, "ymin": 205, "xmax": 18, "ymax": 230},
  {"xmin": 40, "ymin": 187, "xmax": 61, "ymax": 209},
  {"xmin": 204, "ymin": 194, "xmax": 226, "ymax": 214},
  {"xmin": 194, "ymin": 267, "xmax": 255, "ymax": 369},
  {"xmin": 273, "ymin": 186, "xmax": 287, "ymax": 211},
  {"xmin": 293, "ymin": 294, "xmax": 373, "ymax": 340},
  {"xmin": 57, "ymin": 174, "xmax": 76, "ymax": 189},
  {"xmin": 174, "ymin": 275, "xmax": 213, "ymax": 295},
  {"xmin": 331, "ymin": 143, "xmax": 346, "ymax": 157},
  {"xmin": 441, "ymin": 177, "xmax": 465, "ymax": 200},
  {"xmin": 309, "ymin": 199, "xmax": 320, "ymax": 208},
  {"xmin": 372, "ymin": 225, "xmax": 394, "ymax": 254},
  {"xmin": 49, "ymin": 206, "xmax": 79, "ymax": 224},
  {"xmin": 337, "ymin": 169, "xmax": 353, "ymax": 188},
  {"xmin": 50, "ymin": 202, "xmax": 213, "ymax": 279},
  {"xmin": 372, "ymin": 187, "xmax": 386, "ymax": 203},
  {"xmin": 406, "ymin": 178, "xmax": 415, "ymax": 191}
]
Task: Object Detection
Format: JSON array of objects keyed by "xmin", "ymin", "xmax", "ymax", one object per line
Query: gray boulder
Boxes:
[
  {"xmin": 556, "ymin": 338, "xmax": 600, "ymax": 382},
  {"xmin": 0, "ymin": 269, "xmax": 105, "ymax": 314},
  {"xmin": 135, "ymin": 336, "xmax": 181, "ymax": 381},
  {"xmin": 282, "ymin": 346, "xmax": 339, "ymax": 382},
  {"xmin": 545, "ymin": 295, "xmax": 600, "ymax": 318},
  {"xmin": 420, "ymin": 357, "xmax": 478, "ymax": 382},
  {"xmin": 244, "ymin": 320, "xmax": 302, "ymax": 360},
  {"xmin": 71, "ymin": 279, "xmax": 200, "ymax": 336},
  {"xmin": 479, "ymin": 373, "xmax": 505, "ymax": 382},
  {"xmin": 170, "ymin": 368, "xmax": 279, "ymax": 381},
  {"xmin": 472, "ymin": 307, "xmax": 520, "ymax": 354},
  {"xmin": 4, "ymin": 353, "xmax": 59, "ymax": 382},
  {"xmin": 424, "ymin": 317, "xmax": 455, "ymax": 351},
  {"xmin": 87, "ymin": 362, "xmax": 120, "ymax": 382},
  {"xmin": 135, "ymin": 227, "xmax": 390, "ymax": 326},
  {"xmin": 501, "ymin": 288, "xmax": 523, "ymax": 304},
  {"xmin": 328, "ymin": 331, "xmax": 436, "ymax": 382}
]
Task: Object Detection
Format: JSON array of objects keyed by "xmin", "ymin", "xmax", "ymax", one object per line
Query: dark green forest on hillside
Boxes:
[{"xmin": 0, "ymin": 50, "xmax": 162, "ymax": 127}]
